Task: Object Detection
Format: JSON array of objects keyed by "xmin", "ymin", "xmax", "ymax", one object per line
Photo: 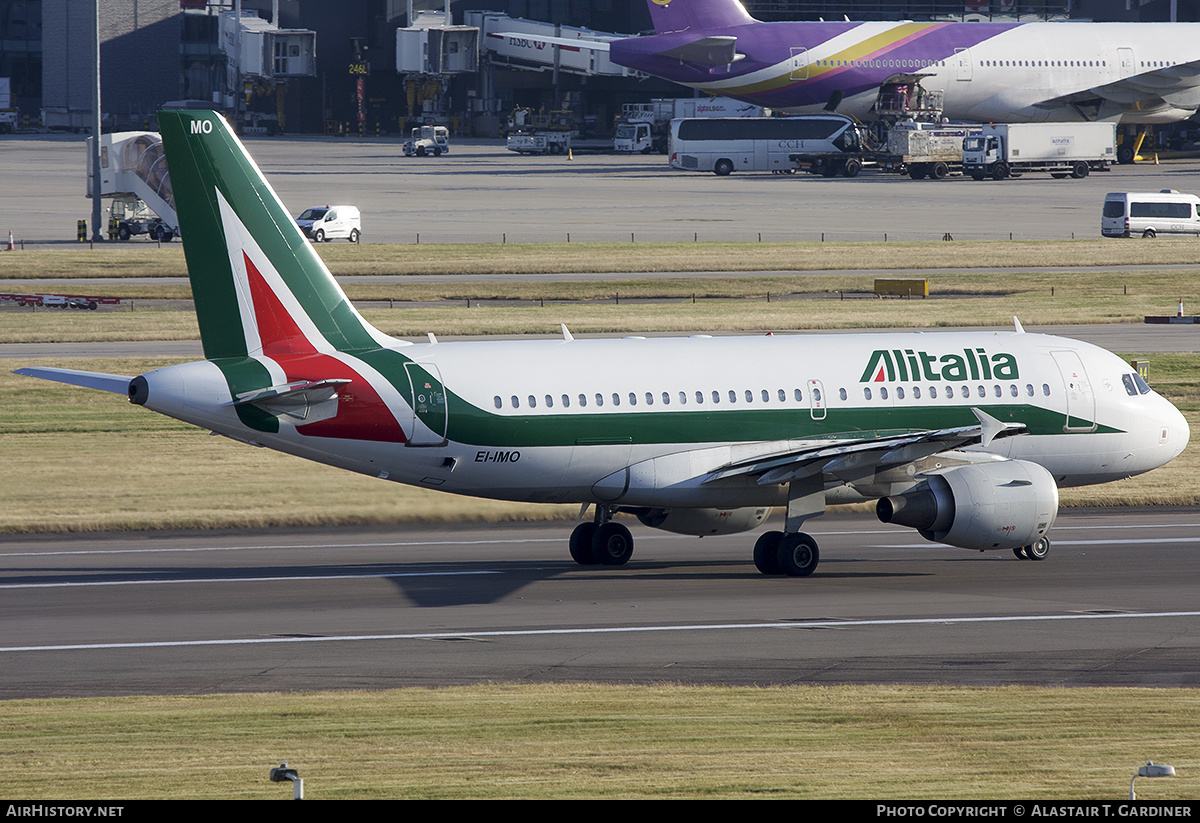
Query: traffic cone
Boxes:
[
  {"xmin": 1178, "ymin": 298, "xmax": 1184, "ymax": 317},
  {"xmin": 567, "ymin": 148, "xmax": 573, "ymax": 160},
  {"xmin": 5, "ymin": 231, "xmax": 12, "ymax": 251}
]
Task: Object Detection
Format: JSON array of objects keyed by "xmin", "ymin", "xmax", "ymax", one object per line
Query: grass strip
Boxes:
[
  {"xmin": 0, "ymin": 684, "xmax": 1196, "ymax": 799},
  {"xmin": 3, "ymin": 238, "xmax": 1200, "ymax": 280}
]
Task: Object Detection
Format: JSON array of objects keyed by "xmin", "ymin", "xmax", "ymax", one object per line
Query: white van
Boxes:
[
  {"xmin": 1102, "ymin": 191, "xmax": 1200, "ymax": 238},
  {"xmin": 296, "ymin": 205, "xmax": 361, "ymax": 243}
]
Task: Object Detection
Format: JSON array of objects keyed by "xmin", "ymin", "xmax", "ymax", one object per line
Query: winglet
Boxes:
[{"xmin": 1013, "ymin": 316, "xmax": 1025, "ymax": 334}]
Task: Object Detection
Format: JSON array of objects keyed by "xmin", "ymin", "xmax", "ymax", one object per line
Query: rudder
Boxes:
[{"xmin": 158, "ymin": 110, "xmax": 389, "ymax": 360}]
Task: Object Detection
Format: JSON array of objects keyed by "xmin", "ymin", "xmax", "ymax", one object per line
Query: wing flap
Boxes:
[{"xmin": 705, "ymin": 409, "xmax": 1026, "ymax": 487}]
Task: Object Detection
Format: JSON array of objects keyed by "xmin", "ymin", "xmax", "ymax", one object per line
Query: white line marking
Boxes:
[{"xmin": 4, "ymin": 611, "xmax": 1199, "ymax": 654}]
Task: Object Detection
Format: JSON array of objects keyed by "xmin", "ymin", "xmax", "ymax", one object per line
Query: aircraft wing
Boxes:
[
  {"xmin": 704, "ymin": 408, "xmax": 1025, "ymax": 486},
  {"xmin": 1036, "ymin": 60, "xmax": 1200, "ymax": 111},
  {"xmin": 12, "ymin": 367, "xmax": 132, "ymax": 395}
]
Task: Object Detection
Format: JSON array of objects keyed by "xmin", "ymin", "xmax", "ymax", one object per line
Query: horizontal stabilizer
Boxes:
[
  {"xmin": 490, "ymin": 32, "xmax": 611, "ymax": 52},
  {"xmin": 229, "ymin": 378, "xmax": 351, "ymax": 407},
  {"xmin": 657, "ymin": 36, "xmax": 740, "ymax": 66},
  {"xmin": 12, "ymin": 367, "xmax": 132, "ymax": 395}
]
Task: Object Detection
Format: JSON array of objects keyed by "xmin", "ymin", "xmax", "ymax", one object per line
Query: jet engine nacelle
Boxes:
[
  {"xmin": 876, "ymin": 459, "xmax": 1058, "ymax": 550},
  {"xmin": 636, "ymin": 506, "xmax": 769, "ymax": 537}
]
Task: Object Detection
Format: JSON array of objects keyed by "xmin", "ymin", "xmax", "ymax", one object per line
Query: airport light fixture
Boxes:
[
  {"xmin": 1129, "ymin": 761, "xmax": 1175, "ymax": 800},
  {"xmin": 270, "ymin": 762, "xmax": 303, "ymax": 800}
]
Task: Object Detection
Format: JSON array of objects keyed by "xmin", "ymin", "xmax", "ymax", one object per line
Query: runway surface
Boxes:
[{"xmin": 3, "ymin": 509, "xmax": 1199, "ymax": 697}]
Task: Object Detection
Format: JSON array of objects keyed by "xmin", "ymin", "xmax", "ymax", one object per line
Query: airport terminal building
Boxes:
[{"xmin": 1, "ymin": 0, "xmax": 1198, "ymax": 134}]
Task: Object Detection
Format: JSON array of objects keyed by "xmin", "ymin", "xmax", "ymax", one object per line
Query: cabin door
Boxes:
[
  {"xmin": 405, "ymin": 362, "xmax": 449, "ymax": 446},
  {"xmin": 1051, "ymin": 351, "xmax": 1097, "ymax": 432}
]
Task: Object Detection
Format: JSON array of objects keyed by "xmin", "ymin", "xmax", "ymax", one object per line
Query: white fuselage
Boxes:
[{"xmin": 138, "ymin": 330, "xmax": 1189, "ymax": 510}]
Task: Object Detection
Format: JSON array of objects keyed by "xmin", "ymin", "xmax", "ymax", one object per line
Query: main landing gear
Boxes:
[
  {"xmin": 1013, "ymin": 537, "xmax": 1051, "ymax": 561},
  {"xmin": 569, "ymin": 505, "xmax": 634, "ymax": 566},
  {"xmin": 752, "ymin": 530, "xmax": 820, "ymax": 576}
]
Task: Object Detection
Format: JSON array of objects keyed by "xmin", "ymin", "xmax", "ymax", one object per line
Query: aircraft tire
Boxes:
[
  {"xmin": 753, "ymin": 531, "xmax": 783, "ymax": 575},
  {"xmin": 569, "ymin": 522, "xmax": 600, "ymax": 565},
  {"xmin": 1118, "ymin": 145, "xmax": 1136, "ymax": 164},
  {"xmin": 777, "ymin": 532, "xmax": 819, "ymax": 577},
  {"xmin": 593, "ymin": 522, "xmax": 634, "ymax": 566},
  {"xmin": 1026, "ymin": 538, "xmax": 1050, "ymax": 561}
]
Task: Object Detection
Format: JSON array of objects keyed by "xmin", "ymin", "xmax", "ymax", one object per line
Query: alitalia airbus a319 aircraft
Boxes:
[{"xmin": 16, "ymin": 111, "xmax": 1189, "ymax": 577}]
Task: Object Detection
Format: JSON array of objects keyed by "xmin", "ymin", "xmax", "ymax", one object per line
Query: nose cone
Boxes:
[{"xmin": 1162, "ymin": 395, "xmax": 1190, "ymax": 464}]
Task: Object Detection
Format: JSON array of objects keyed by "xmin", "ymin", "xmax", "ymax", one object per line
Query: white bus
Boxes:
[
  {"xmin": 1102, "ymin": 190, "xmax": 1200, "ymax": 238},
  {"xmin": 668, "ymin": 115, "xmax": 865, "ymax": 176}
]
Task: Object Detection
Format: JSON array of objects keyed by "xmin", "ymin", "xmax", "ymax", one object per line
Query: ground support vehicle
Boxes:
[
  {"xmin": 878, "ymin": 122, "xmax": 980, "ymax": 179},
  {"xmin": 403, "ymin": 125, "xmax": 450, "ymax": 157},
  {"xmin": 109, "ymin": 198, "xmax": 176, "ymax": 242},
  {"xmin": 962, "ymin": 123, "xmax": 1116, "ymax": 181},
  {"xmin": 2, "ymin": 292, "xmax": 120, "ymax": 310},
  {"xmin": 506, "ymin": 130, "xmax": 573, "ymax": 155},
  {"xmin": 1102, "ymin": 190, "xmax": 1200, "ymax": 238}
]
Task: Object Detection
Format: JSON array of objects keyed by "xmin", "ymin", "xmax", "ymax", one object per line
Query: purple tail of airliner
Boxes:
[{"xmin": 646, "ymin": 0, "xmax": 756, "ymax": 32}]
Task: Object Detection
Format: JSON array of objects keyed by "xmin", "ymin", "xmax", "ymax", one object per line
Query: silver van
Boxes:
[{"xmin": 1102, "ymin": 191, "xmax": 1200, "ymax": 238}]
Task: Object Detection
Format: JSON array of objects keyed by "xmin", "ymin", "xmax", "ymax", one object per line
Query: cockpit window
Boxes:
[{"xmin": 1123, "ymin": 373, "xmax": 1153, "ymax": 396}]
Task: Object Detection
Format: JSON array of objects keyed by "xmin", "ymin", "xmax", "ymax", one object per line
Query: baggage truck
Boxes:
[{"xmin": 962, "ymin": 122, "xmax": 1116, "ymax": 181}]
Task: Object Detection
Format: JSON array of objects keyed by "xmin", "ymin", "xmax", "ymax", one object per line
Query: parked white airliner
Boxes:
[{"xmin": 15, "ymin": 111, "xmax": 1189, "ymax": 576}]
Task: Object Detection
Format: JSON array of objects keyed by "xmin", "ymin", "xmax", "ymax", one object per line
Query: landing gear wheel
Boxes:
[
  {"xmin": 753, "ymin": 531, "xmax": 783, "ymax": 575},
  {"xmin": 1025, "ymin": 538, "xmax": 1050, "ymax": 561},
  {"xmin": 777, "ymin": 533, "xmax": 819, "ymax": 577},
  {"xmin": 592, "ymin": 522, "xmax": 634, "ymax": 566},
  {"xmin": 569, "ymin": 522, "xmax": 599, "ymax": 565},
  {"xmin": 1013, "ymin": 546, "xmax": 1028, "ymax": 559},
  {"xmin": 1118, "ymin": 144, "xmax": 1136, "ymax": 165}
]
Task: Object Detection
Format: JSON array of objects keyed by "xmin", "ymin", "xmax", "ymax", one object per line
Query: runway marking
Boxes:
[
  {"xmin": 0, "ymin": 570, "xmax": 499, "ymax": 590},
  {"xmin": 876, "ymin": 537, "xmax": 1200, "ymax": 549},
  {"xmin": 2, "ymin": 521, "xmax": 1195, "ymax": 558},
  {"xmin": 3, "ymin": 610, "xmax": 1199, "ymax": 654}
]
